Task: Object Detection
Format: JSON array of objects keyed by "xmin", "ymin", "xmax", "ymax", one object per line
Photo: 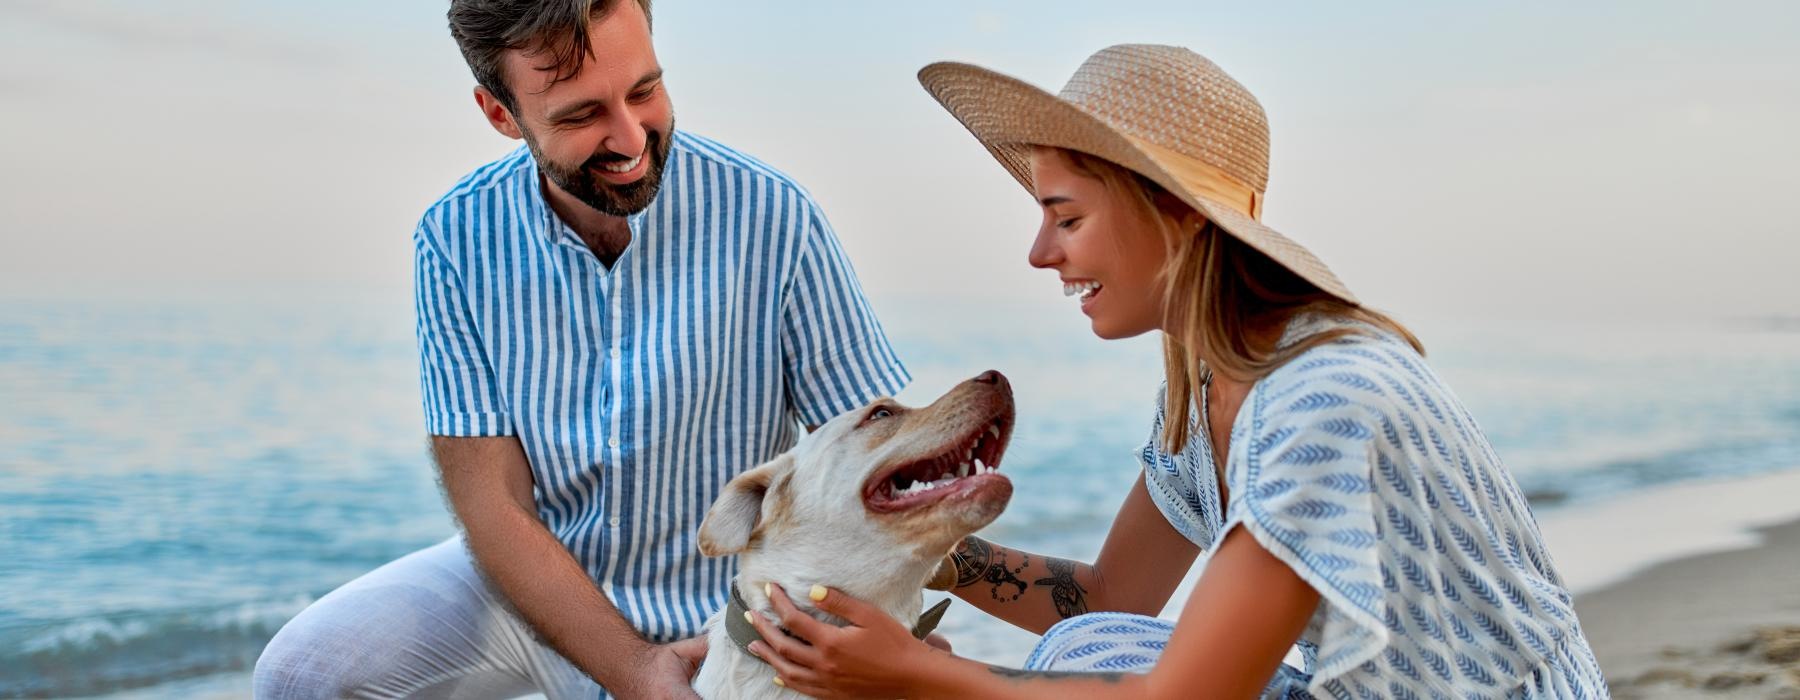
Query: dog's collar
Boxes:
[{"xmin": 724, "ymin": 579, "xmax": 951, "ymax": 662}]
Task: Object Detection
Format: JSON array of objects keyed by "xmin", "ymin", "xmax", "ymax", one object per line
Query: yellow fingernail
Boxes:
[
  {"xmin": 743, "ymin": 610, "xmax": 755, "ymax": 624},
  {"xmin": 809, "ymin": 585, "xmax": 827, "ymax": 602},
  {"xmin": 764, "ymin": 582, "xmax": 772, "ymax": 598},
  {"xmin": 772, "ymin": 677, "xmax": 786, "ymax": 687}
]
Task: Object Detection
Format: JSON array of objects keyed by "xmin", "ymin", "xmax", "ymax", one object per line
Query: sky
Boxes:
[{"xmin": 2, "ymin": 0, "xmax": 1797, "ymax": 323}]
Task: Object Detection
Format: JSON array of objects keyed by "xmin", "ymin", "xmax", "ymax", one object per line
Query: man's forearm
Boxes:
[
  {"xmin": 945, "ymin": 536, "xmax": 1104, "ymax": 635},
  {"xmin": 457, "ymin": 494, "xmax": 650, "ymax": 687}
]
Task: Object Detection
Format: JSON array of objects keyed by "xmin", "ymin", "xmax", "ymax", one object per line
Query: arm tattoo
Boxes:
[
  {"xmin": 1034, "ymin": 558, "xmax": 1089, "ymax": 619},
  {"xmin": 987, "ymin": 666, "xmax": 1125, "ymax": 684},
  {"xmin": 951, "ymin": 536, "xmax": 991, "ymax": 588},
  {"xmin": 951, "ymin": 537, "xmax": 1030, "ymax": 602}
]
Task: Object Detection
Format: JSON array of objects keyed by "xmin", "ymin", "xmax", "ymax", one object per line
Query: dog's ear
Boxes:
[{"xmin": 697, "ymin": 453, "xmax": 794, "ymax": 557}]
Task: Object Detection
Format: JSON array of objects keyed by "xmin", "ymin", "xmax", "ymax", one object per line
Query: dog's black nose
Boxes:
[{"xmin": 973, "ymin": 370, "xmax": 1006, "ymax": 387}]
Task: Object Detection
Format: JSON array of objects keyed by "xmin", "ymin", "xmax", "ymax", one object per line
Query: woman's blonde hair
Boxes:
[{"xmin": 1050, "ymin": 148, "xmax": 1424, "ymax": 453}]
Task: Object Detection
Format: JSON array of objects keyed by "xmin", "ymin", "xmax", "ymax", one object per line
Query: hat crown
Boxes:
[{"xmin": 1056, "ymin": 44, "xmax": 1271, "ymax": 192}]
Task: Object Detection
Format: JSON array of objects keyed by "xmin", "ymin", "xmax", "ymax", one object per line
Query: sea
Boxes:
[{"xmin": 3, "ymin": 294, "xmax": 1799, "ymax": 698}]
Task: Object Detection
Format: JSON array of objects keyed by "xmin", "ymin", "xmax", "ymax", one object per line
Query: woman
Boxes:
[{"xmin": 745, "ymin": 44, "xmax": 1608, "ymax": 698}]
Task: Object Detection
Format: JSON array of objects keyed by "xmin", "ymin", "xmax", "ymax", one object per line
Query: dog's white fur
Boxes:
[{"xmin": 689, "ymin": 373, "xmax": 1014, "ymax": 699}]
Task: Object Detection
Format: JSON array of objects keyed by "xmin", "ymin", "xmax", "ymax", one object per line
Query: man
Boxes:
[{"xmin": 253, "ymin": 1, "xmax": 909, "ymax": 697}]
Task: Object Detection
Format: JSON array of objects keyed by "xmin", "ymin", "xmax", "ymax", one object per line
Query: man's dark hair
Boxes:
[{"xmin": 447, "ymin": 0, "xmax": 654, "ymax": 112}]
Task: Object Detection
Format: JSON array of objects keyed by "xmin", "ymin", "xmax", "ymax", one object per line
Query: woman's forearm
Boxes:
[{"xmin": 944, "ymin": 536, "xmax": 1107, "ymax": 634}]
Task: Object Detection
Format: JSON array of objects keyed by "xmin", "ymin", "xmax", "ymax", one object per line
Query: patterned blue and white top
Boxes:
[
  {"xmin": 412, "ymin": 131, "xmax": 910, "ymax": 642},
  {"xmin": 1032, "ymin": 314, "xmax": 1608, "ymax": 698}
]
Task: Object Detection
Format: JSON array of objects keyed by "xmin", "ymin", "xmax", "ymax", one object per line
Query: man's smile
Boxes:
[{"xmin": 592, "ymin": 152, "xmax": 647, "ymax": 184}]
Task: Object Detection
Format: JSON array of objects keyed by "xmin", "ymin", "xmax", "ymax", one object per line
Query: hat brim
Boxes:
[{"xmin": 917, "ymin": 61, "xmax": 1357, "ymax": 305}]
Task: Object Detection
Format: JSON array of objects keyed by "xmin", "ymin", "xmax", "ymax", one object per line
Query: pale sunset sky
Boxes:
[{"xmin": 2, "ymin": 0, "xmax": 1796, "ymax": 323}]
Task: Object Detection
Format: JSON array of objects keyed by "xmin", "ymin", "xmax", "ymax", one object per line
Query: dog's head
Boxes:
[{"xmin": 697, "ymin": 370, "xmax": 1015, "ymax": 576}]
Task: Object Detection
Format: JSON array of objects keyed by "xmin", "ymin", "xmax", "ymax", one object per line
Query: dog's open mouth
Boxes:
[{"xmin": 862, "ymin": 413, "xmax": 1013, "ymax": 514}]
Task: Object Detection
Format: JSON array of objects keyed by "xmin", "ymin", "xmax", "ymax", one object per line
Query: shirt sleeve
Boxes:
[
  {"xmin": 414, "ymin": 220, "xmax": 514, "ymax": 437},
  {"xmin": 1137, "ymin": 382, "xmax": 1216, "ymax": 547},
  {"xmin": 779, "ymin": 203, "xmax": 911, "ymax": 426},
  {"xmin": 1223, "ymin": 360, "xmax": 1389, "ymax": 695}
]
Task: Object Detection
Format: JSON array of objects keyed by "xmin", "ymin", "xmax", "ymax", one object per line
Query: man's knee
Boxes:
[
  {"xmin": 253, "ymin": 612, "xmax": 359, "ymax": 700},
  {"xmin": 252, "ymin": 584, "xmax": 409, "ymax": 699},
  {"xmin": 252, "ymin": 541, "xmax": 501, "ymax": 698}
]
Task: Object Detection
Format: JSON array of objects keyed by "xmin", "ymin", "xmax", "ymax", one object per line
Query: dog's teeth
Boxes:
[
  {"xmin": 974, "ymin": 458, "xmax": 985, "ymax": 473},
  {"xmin": 988, "ymin": 424, "xmax": 1000, "ymax": 438}
]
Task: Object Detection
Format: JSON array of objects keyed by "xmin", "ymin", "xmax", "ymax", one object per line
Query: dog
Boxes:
[{"xmin": 690, "ymin": 370, "xmax": 1017, "ymax": 699}]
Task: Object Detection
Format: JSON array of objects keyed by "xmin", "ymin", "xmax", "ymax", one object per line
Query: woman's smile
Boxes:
[{"xmin": 1062, "ymin": 279, "xmax": 1103, "ymax": 312}]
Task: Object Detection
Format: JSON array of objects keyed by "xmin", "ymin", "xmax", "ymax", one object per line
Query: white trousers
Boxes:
[{"xmin": 253, "ymin": 537, "xmax": 603, "ymax": 699}]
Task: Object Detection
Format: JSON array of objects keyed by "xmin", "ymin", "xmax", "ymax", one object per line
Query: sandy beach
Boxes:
[
  {"xmin": 1553, "ymin": 470, "xmax": 1800, "ymax": 698},
  {"xmin": 1575, "ymin": 516, "xmax": 1800, "ymax": 698}
]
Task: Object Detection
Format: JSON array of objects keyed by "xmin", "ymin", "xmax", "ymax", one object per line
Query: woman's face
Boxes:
[{"xmin": 1027, "ymin": 149, "xmax": 1177, "ymax": 340}]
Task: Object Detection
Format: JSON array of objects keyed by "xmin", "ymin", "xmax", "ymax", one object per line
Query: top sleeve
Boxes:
[
  {"xmin": 779, "ymin": 204, "xmax": 911, "ymax": 426},
  {"xmin": 1224, "ymin": 361, "xmax": 1389, "ymax": 694},
  {"xmin": 1136, "ymin": 382, "xmax": 1219, "ymax": 548},
  {"xmin": 414, "ymin": 220, "xmax": 514, "ymax": 437}
]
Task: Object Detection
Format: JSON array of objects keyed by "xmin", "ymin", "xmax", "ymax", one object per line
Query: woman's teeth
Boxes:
[
  {"xmin": 600, "ymin": 155, "xmax": 642, "ymax": 173},
  {"xmin": 1062, "ymin": 280, "xmax": 1102, "ymax": 301}
]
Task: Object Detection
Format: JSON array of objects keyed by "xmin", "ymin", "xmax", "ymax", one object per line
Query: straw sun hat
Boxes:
[{"xmin": 918, "ymin": 44, "xmax": 1357, "ymax": 304}]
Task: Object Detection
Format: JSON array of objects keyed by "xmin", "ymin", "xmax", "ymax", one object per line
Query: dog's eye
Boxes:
[{"xmin": 866, "ymin": 408, "xmax": 893, "ymax": 423}]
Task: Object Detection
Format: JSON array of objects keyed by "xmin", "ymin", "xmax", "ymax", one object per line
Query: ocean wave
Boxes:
[
  {"xmin": 0, "ymin": 595, "xmax": 311, "ymax": 698},
  {"xmin": 1517, "ymin": 435, "xmax": 1800, "ymax": 509}
]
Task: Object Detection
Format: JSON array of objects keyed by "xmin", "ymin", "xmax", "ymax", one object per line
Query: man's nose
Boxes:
[{"xmin": 602, "ymin": 109, "xmax": 648, "ymax": 158}]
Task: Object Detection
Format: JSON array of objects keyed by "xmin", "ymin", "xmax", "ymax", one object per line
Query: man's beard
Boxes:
[{"xmin": 525, "ymin": 119, "xmax": 674, "ymax": 217}]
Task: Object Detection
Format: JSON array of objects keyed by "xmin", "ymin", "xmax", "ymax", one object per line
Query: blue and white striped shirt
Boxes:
[{"xmin": 412, "ymin": 131, "xmax": 910, "ymax": 641}]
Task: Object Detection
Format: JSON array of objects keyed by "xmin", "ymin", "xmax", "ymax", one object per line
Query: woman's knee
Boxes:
[{"xmin": 1026, "ymin": 612, "xmax": 1174, "ymax": 672}]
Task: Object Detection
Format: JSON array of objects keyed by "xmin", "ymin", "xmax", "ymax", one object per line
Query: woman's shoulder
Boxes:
[
  {"xmin": 1249, "ymin": 316, "xmax": 1427, "ymax": 435},
  {"xmin": 1265, "ymin": 315, "xmax": 1418, "ymax": 381}
]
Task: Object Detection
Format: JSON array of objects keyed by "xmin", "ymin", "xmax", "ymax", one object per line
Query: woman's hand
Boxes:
[{"xmin": 745, "ymin": 583, "xmax": 944, "ymax": 699}]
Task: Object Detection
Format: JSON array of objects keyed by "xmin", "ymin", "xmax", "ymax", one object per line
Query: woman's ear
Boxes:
[
  {"xmin": 1150, "ymin": 190, "xmax": 1205, "ymax": 231},
  {"xmin": 697, "ymin": 453, "xmax": 795, "ymax": 556}
]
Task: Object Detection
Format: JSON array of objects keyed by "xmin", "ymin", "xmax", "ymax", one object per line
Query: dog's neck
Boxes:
[{"xmin": 732, "ymin": 545, "xmax": 936, "ymax": 630}]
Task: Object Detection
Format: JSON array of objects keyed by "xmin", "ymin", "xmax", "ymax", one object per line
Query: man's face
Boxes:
[{"xmin": 492, "ymin": 1, "xmax": 674, "ymax": 216}]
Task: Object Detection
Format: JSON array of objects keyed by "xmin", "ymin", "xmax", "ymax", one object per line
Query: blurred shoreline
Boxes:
[{"xmin": 61, "ymin": 467, "xmax": 1800, "ymax": 699}]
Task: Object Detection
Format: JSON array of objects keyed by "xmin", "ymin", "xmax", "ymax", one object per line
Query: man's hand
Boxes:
[
  {"xmin": 667, "ymin": 635, "xmax": 708, "ymax": 670},
  {"xmin": 610, "ymin": 637, "xmax": 708, "ymax": 700}
]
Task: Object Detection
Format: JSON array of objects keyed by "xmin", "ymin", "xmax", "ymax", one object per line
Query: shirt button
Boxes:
[
  {"xmin": 609, "ymin": 348, "xmax": 621, "ymax": 359},
  {"xmin": 608, "ymin": 437, "xmax": 621, "ymax": 448},
  {"xmin": 609, "ymin": 516, "xmax": 622, "ymax": 528}
]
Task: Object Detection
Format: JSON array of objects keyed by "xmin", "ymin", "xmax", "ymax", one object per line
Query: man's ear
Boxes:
[
  {"xmin": 474, "ymin": 85, "xmax": 525, "ymax": 141},
  {"xmin": 697, "ymin": 453, "xmax": 794, "ymax": 557}
]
